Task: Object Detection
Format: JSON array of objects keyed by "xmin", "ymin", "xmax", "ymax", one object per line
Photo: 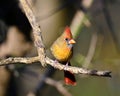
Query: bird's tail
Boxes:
[{"xmin": 64, "ymin": 62, "xmax": 76, "ymax": 85}]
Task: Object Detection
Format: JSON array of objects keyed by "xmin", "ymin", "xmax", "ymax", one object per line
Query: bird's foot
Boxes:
[
  {"xmin": 64, "ymin": 62, "xmax": 69, "ymax": 71},
  {"xmin": 53, "ymin": 60, "xmax": 59, "ymax": 64}
]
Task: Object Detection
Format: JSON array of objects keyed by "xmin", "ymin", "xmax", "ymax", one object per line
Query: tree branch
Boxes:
[
  {"xmin": 19, "ymin": 0, "xmax": 46, "ymax": 66},
  {"xmin": 0, "ymin": 57, "xmax": 111, "ymax": 77}
]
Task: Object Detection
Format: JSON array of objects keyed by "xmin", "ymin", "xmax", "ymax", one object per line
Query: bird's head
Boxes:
[{"xmin": 63, "ymin": 26, "xmax": 76, "ymax": 45}]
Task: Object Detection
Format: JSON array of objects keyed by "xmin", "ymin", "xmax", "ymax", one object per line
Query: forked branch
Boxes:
[{"xmin": 0, "ymin": 0, "xmax": 111, "ymax": 78}]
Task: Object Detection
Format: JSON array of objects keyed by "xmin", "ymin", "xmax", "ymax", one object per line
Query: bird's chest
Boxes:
[{"xmin": 51, "ymin": 43, "xmax": 72, "ymax": 62}]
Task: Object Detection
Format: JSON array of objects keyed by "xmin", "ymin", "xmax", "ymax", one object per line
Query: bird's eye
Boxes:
[{"xmin": 65, "ymin": 38, "xmax": 68, "ymax": 41}]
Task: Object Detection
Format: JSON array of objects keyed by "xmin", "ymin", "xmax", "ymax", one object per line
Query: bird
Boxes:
[{"xmin": 51, "ymin": 26, "xmax": 76, "ymax": 85}]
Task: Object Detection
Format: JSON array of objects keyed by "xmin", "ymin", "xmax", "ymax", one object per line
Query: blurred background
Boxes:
[{"xmin": 0, "ymin": 0, "xmax": 120, "ymax": 96}]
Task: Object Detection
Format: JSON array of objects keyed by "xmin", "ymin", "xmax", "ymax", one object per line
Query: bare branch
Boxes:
[
  {"xmin": 45, "ymin": 57, "xmax": 111, "ymax": 77},
  {"xmin": 19, "ymin": 0, "xmax": 46, "ymax": 66},
  {"xmin": 0, "ymin": 57, "xmax": 111, "ymax": 77},
  {"xmin": 0, "ymin": 57, "xmax": 39, "ymax": 65}
]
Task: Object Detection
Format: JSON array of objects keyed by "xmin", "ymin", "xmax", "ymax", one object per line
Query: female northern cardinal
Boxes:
[{"xmin": 51, "ymin": 26, "xmax": 76, "ymax": 85}]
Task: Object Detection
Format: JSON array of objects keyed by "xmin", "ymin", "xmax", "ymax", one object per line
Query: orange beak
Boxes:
[{"xmin": 69, "ymin": 39, "xmax": 76, "ymax": 44}]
